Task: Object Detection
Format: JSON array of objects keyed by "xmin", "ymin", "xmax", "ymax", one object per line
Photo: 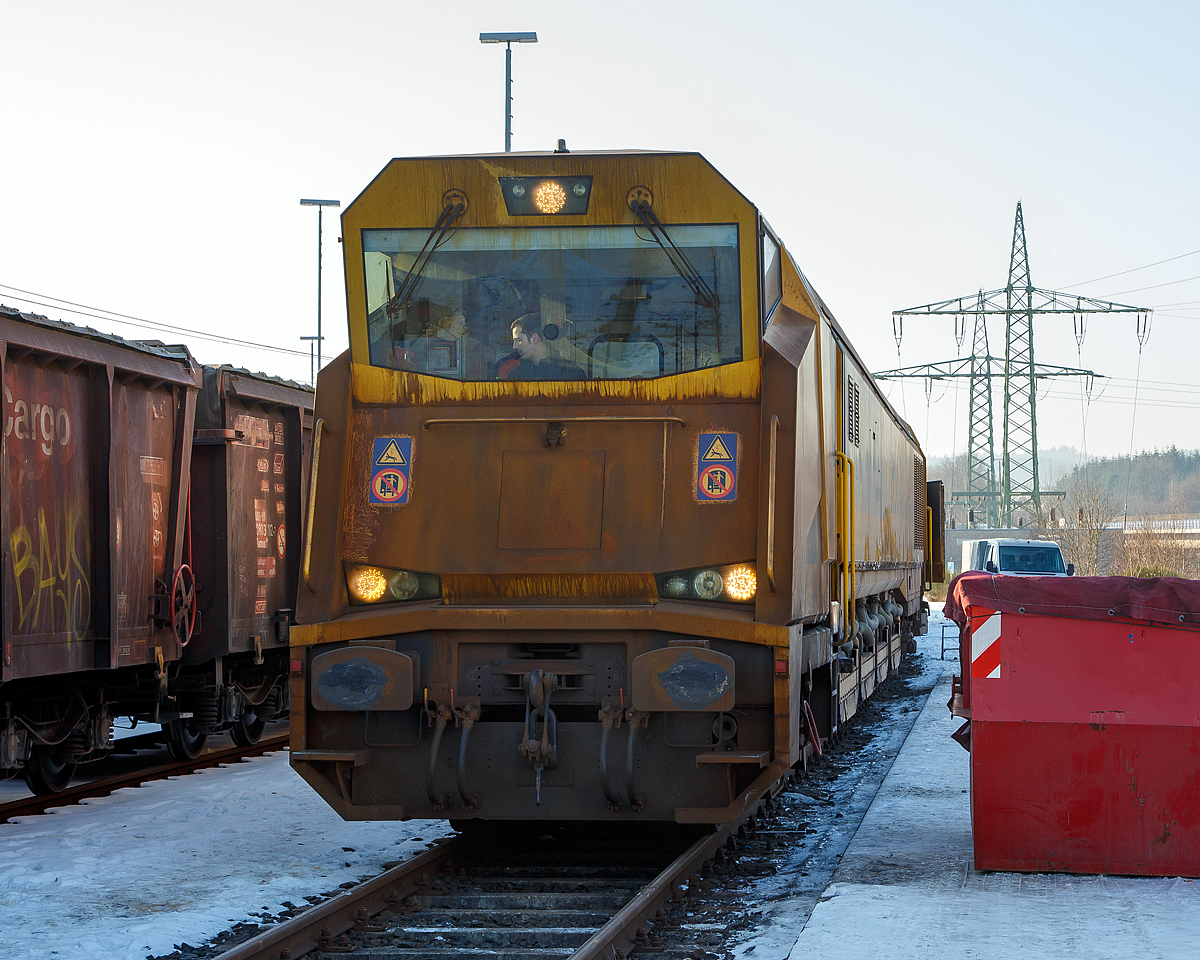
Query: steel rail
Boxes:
[
  {"xmin": 209, "ymin": 770, "xmax": 790, "ymax": 960},
  {"xmin": 212, "ymin": 835, "xmax": 468, "ymax": 960},
  {"xmin": 0, "ymin": 732, "xmax": 289, "ymax": 823},
  {"xmin": 571, "ymin": 774, "xmax": 789, "ymax": 960}
]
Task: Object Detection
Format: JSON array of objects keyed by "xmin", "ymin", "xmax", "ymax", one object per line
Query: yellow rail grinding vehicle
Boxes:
[{"xmin": 290, "ymin": 148, "xmax": 944, "ymax": 823}]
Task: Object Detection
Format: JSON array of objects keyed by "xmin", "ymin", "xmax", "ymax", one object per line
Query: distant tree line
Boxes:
[
  {"xmin": 1062, "ymin": 447, "xmax": 1200, "ymax": 516},
  {"xmin": 929, "ymin": 446, "xmax": 1200, "ymax": 518}
]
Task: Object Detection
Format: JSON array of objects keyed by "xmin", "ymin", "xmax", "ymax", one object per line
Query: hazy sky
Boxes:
[{"xmin": 3, "ymin": 1, "xmax": 1197, "ymax": 460}]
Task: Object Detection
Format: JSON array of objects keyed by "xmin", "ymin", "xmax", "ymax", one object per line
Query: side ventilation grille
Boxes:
[
  {"xmin": 915, "ymin": 458, "xmax": 927, "ymax": 549},
  {"xmin": 847, "ymin": 376, "xmax": 861, "ymax": 446}
]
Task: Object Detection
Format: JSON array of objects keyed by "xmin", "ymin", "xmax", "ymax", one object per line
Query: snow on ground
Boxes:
[
  {"xmin": 0, "ymin": 751, "xmax": 450, "ymax": 960},
  {"xmin": 736, "ymin": 604, "xmax": 1200, "ymax": 960}
]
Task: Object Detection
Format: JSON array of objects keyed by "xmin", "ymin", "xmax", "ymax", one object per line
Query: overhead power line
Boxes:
[
  {"xmin": 1103, "ymin": 273, "xmax": 1200, "ymax": 297},
  {"xmin": 1060, "ymin": 247, "xmax": 1200, "ymax": 290},
  {"xmin": 0, "ymin": 283, "xmax": 310, "ymax": 358}
]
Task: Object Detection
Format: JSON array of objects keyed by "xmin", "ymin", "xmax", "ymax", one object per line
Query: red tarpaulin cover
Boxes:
[
  {"xmin": 944, "ymin": 571, "xmax": 1200, "ymax": 630},
  {"xmin": 947, "ymin": 570, "xmax": 1200, "ymax": 875}
]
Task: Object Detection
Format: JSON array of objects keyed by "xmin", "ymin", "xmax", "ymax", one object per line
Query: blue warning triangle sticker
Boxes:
[
  {"xmin": 701, "ymin": 436, "xmax": 734, "ymax": 461},
  {"xmin": 375, "ymin": 439, "xmax": 407, "ymax": 466}
]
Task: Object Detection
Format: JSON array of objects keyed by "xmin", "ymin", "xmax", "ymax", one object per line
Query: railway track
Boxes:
[
  {"xmin": 0, "ymin": 732, "xmax": 290, "ymax": 823},
  {"xmin": 187, "ymin": 659, "xmax": 935, "ymax": 960},
  {"xmin": 213, "ymin": 777, "xmax": 793, "ymax": 960}
]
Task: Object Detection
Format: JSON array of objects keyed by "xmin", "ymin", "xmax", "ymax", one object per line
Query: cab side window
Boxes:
[{"xmin": 761, "ymin": 227, "xmax": 782, "ymax": 329}]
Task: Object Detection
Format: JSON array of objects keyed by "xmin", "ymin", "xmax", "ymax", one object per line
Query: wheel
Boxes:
[
  {"xmin": 229, "ymin": 706, "xmax": 266, "ymax": 748},
  {"xmin": 164, "ymin": 717, "xmax": 208, "ymax": 760},
  {"xmin": 24, "ymin": 743, "xmax": 78, "ymax": 795}
]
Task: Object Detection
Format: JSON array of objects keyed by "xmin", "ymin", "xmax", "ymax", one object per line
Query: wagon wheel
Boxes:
[
  {"xmin": 171, "ymin": 563, "xmax": 196, "ymax": 647},
  {"xmin": 230, "ymin": 707, "xmax": 267, "ymax": 747},
  {"xmin": 24, "ymin": 742, "xmax": 78, "ymax": 795}
]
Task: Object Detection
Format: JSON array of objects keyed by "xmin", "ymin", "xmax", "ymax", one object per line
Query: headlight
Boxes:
[
  {"xmin": 693, "ymin": 570, "xmax": 724, "ymax": 600},
  {"xmin": 345, "ymin": 564, "xmax": 441, "ymax": 604},
  {"xmin": 655, "ymin": 563, "xmax": 757, "ymax": 604}
]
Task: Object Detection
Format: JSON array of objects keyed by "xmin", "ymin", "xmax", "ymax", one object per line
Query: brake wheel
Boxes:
[{"xmin": 171, "ymin": 564, "xmax": 196, "ymax": 647}]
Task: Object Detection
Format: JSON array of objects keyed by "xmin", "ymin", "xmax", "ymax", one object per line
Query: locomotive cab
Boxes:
[{"xmin": 290, "ymin": 151, "xmax": 930, "ymax": 823}]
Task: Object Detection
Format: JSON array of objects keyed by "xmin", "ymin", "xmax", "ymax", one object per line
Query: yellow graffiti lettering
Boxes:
[
  {"xmin": 10, "ymin": 526, "xmax": 38, "ymax": 630},
  {"xmin": 37, "ymin": 509, "xmax": 58, "ymax": 633},
  {"xmin": 8, "ymin": 495, "xmax": 92, "ymax": 642}
]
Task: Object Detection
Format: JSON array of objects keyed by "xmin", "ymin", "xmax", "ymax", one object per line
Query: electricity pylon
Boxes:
[
  {"xmin": 876, "ymin": 202, "xmax": 1150, "ymax": 527},
  {"xmin": 874, "ymin": 354, "xmax": 1100, "ymax": 526}
]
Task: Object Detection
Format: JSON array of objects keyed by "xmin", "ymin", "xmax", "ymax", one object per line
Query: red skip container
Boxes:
[{"xmin": 945, "ymin": 572, "xmax": 1200, "ymax": 877}]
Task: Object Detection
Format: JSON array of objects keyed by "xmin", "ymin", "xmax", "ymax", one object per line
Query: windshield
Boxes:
[
  {"xmin": 999, "ymin": 546, "xmax": 1066, "ymax": 573},
  {"xmin": 362, "ymin": 224, "xmax": 742, "ymax": 381}
]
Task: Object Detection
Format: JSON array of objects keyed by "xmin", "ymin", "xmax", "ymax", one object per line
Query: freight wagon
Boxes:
[{"xmin": 0, "ymin": 305, "xmax": 312, "ymax": 791}]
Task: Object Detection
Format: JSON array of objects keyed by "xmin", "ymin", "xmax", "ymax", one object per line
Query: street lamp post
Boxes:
[
  {"xmin": 299, "ymin": 198, "xmax": 341, "ymax": 377},
  {"xmin": 479, "ymin": 32, "xmax": 537, "ymax": 151}
]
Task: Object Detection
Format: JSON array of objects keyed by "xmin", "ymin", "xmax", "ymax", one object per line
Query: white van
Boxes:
[{"xmin": 961, "ymin": 538, "xmax": 1074, "ymax": 577}]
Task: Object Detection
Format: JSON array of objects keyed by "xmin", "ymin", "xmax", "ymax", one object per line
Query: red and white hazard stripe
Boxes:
[{"xmin": 969, "ymin": 608, "xmax": 1002, "ymax": 679}]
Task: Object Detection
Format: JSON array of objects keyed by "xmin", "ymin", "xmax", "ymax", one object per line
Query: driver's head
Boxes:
[{"xmin": 511, "ymin": 316, "xmax": 548, "ymax": 362}]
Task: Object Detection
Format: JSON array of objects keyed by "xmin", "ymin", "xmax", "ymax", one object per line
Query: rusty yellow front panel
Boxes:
[{"xmin": 342, "ymin": 152, "xmax": 761, "ymax": 371}]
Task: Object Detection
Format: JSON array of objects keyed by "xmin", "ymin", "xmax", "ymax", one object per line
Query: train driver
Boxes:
[{"xmin": 501, "ymin": 315, "xmax": 585, "ymax": 381}]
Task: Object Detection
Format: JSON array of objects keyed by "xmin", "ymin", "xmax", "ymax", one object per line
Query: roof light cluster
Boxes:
[{"xmin": 499, "ymin": 176, "xmax": 593, "ymax": 216}]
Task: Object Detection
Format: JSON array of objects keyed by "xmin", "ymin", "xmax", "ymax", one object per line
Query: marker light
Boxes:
[
  {"xmin": 534, "ymin": 181, "xmax": 567, "ymax": 213},
  {"xmin": 345, "ymin": 563, "xmax": 441, "ymax": 604},
  {"xmin": 663, "ymin": 576, "xmax": 690, "ymax": 598},
  {"xmin": 511, "ymin": 183, "xmax": 526, "ymax": 198},
  {"xmin": 351, "ymin": 567, "xmax": 388, "ymax": 602},
  {"xmin": 724, "ymin": 565, "xmax": 757, "ymax": 601}
]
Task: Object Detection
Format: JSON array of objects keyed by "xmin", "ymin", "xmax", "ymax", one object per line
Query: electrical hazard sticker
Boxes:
[
  {"xmin": 370, "ymin": 436, "xmax": 413, "ymax": 505},
  {"xmin": 696, "ymin": 432, "xmax": 739, "ymax": 502}
]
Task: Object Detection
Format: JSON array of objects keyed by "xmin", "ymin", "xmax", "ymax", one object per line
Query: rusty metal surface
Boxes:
[
  {"xmin": 188, "ymin": 366, "xmax": 313, "ymax": 663},
  {"xmin": 2, "ymin": 307, "xmax": 199, "ymax": 681},
  {"xmin": 335, "ymin": 403, "xmax": 759, "ymax": 582},
  {"xmin": 630, "ymin": 646, "xmax": 737, "ymax": 712},
  {"xmin": 0, "ymin": 304, "xmax": 195, "ymax": 377},
  {"xmin": 442, "ymin": 572, "xmax": 657, "ymax": 604}
]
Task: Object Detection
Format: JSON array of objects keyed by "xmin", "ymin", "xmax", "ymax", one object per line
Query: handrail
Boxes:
[
  {"xmin": 834, "ymin": 452, "xmax": 848, "ymax": 636},
  {"xmin": 848, "ymin": 455, "xmax": 856, "ymax": 612},
  {"xmin": 926, "ymin": 504, "xmax": 934, "ymax": 590},
  {"xmin": 302, "ymin": 418, "xmax": 325, "ymax": 592},
  {"xmin": 834, "ymin": 450, "xmax": 856, "ymax": 639},
  {"xmin": 766, "ymin": 415, "xmax": 780, "ymax": 593},
  {"xmin": 423, "ymin": 416, "xmax": 686, "ymax": 430}
]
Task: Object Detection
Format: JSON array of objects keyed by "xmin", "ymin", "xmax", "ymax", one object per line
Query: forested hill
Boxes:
[{"xmin": 1065, "ymin": 447, "xmax": 1200, "ymax": 514}]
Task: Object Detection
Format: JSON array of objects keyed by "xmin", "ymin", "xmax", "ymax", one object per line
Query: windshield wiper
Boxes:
[
  {"xmin": 629, "ymin": 198, "xmax": 719, "ymax": 310},
  {"xmin": 384, "ymin": 197, "xmax": 467, "ymax": 319}
]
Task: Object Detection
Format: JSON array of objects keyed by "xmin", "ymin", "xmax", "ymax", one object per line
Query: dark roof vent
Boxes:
[{"xmin": 555, "ymin": 139, "xmax": 569, "ymax": 153}]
